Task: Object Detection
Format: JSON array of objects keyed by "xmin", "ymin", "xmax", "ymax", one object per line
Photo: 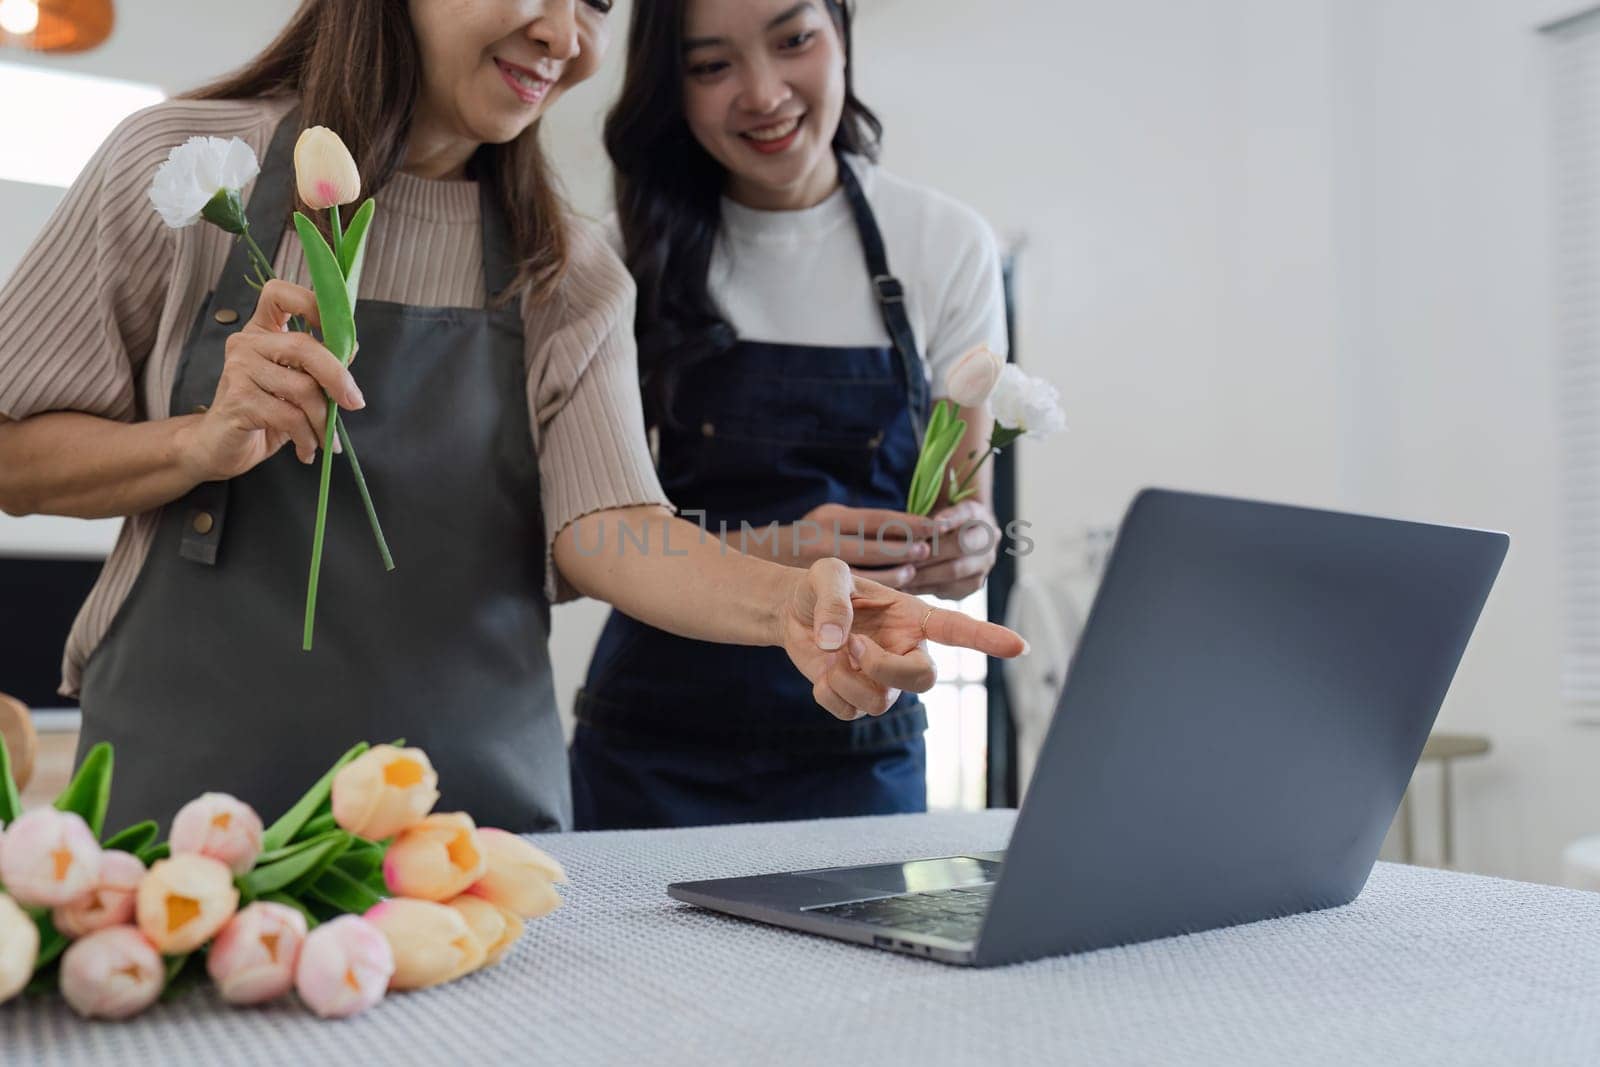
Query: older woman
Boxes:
[{"xmin": 0, "ymin": 0, "xmax": 1021, "ymax": 833}]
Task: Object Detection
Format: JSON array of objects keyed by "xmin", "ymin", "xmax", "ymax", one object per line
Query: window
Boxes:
[
  {"xmin": 1548, "ymin": 10, "xmax": 1600, "ymax": 716},
  {"xmin": 923, "ymin": 589, "xmax": 989, "ymax": 810}
]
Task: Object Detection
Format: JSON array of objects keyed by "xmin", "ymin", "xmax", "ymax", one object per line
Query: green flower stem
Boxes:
[
  {"xmin": 241, "ymin": 228, "xmax": 275, "ymax": 285},
  {"xmin": 330, "ymin": 205, "xmax": 344, "ymax": 257},
  {"xmin": 304, "ymin": 398, "xmax": 340, "ymax": 651},
  {"xmin": 239, "ymin": 232, "xmax": 391, "ymax": 575},
  {"xmin": 335, "ymin": 415, "xmax": 394, "ymax": 571},
  {"xmin": 951, "ymin": 445, "xmax": 998, "ymax": 500}
]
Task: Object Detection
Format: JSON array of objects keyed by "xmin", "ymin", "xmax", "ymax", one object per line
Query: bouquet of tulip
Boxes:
[
  {"xmin": 904, "ymin": 346, "xmax": 1067, "ymax": 516},
  {"xmin": 148, "ymin": 126, "xmax": 393, "ymax": 650},
  {"xmin": 0, "ymin": 737, "xmax": 564, "ymax": 1021}
]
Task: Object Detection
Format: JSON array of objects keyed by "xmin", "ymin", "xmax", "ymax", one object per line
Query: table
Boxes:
[{"xmin": 4, "ymin": 811, "xmax": 1599, "ymax": 1065}]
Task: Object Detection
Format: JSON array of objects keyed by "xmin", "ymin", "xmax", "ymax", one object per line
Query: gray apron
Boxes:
[{"xmin": 78, "ymin": 105, "xmax": 568, "ymax": 834}]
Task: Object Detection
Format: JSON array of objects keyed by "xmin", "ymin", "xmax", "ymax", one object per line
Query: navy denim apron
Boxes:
[
  {"xmin": 78, "ymin": 105, "xmax": 569, "ymax": 834},
  {"xmin": 570, "ymin": 160, "xmax": 933, "ymax": 830}
]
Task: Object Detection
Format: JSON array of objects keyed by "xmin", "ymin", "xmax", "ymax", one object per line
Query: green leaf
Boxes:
[
  {"xmin": 52, "ymin": 743, "xmax": 113, "ymax": 838},
  {"xmin": 333, "ymin": 842, "xmax": 384, "ymax": 883},
  {"xmin": 910, "ymin": 417, "xmax": 967, "ymax": 516},
  {"xmin": 339, "ymin": 198, "xmax": 376, "ymax": 302},
  {"xmin": 0, "ymin": 732, "xmax": 22, "ymax": 825},
  {"xmin": 239, "ymin": 831, "xmax": 349, "ymax": 898},
  {"xmin": 102, "ymin": 820, "xmax": 159, "ymax": 854},
  {"xmin": 139, "ymin": 842, "xmax": 170, "ymax": 865},
  {"xmin": 261, "ymin": 741, "xmax": 368, "ymax": 852},
  {"xmin": 254, "ymin": 833, "xmax": 339, "ymax": 868},
  {"xmin": 292, "ymin": 212, "xmax": 357, "ymax": 364},
  {"xmin": 309, "ymin": 866, "xmax": 386, "ymax": 915},
  {"xmin": 298, "ymin": 811, "xmax": 338, "ymax": 841}
]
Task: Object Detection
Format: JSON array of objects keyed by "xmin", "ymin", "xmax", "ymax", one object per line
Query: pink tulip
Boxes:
[
  {"xmin": 59, "ymin": 926, "xmax": 164, "ymax": 1020},
  {"xmin": 169, "ymin": 792, "xmax": 263, "ymax": 876},
  {"xmin": 294, "ymin": 915, "xmax": 393, "ymax": 1018},
  {"xmin": 293, "ymin": 127, "xmax": 361, "ymax": 211},
  {"xmin": 0, "ymin": 807, "xmax": 101, "ymax": 908},
  {"xmin": 135, "ymin": 854, "xmax": 239, "ymax": 954},
  {"xmin": 365, "ymin": 898, "xmax": 484, "ymax": 990},
  {"xmin": 447, "ymin": 894, "xmax": 524, "ymax": 968},
  {"xmin": 331, "ymin": 745, "xmax": 440, "ymax": 841},
  {"xmin": 207, "ymin": 901, "xmax": 307, "ymax": 1005},
  {"xmin": 383, "ymin": 812, "xmax": 487, "ymax": 902},
  {"xmin": 0, "ymin": 893, "xmax": 39, "ymax": 1005},
  {"xmin": 53, "ymin": 850, "xmax": 145, "ymax": 939},
  {"xmin": 464, "ymin": 828, "xmax": 565, "ymax": 919},
  {"xmin": 943, "ymin": 345, "xmax": 1006, "ymax": 408}
]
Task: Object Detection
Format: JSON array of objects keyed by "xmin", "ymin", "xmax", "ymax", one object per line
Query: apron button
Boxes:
[
  {"xmin": 213, "ymin": 308, "xmax": 239, "ymax": 325},
  {"xmin": 191, "ymin": 511, "xmax": 215, "ymax": 536},
  {"xmin": 701, "ymin": 421, "xmax": 716, "ymax": 437}
]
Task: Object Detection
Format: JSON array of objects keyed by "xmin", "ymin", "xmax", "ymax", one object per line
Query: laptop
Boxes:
[{"xmin": 667, "ymin": 489, "xmax": 1509, "ymax": 967}]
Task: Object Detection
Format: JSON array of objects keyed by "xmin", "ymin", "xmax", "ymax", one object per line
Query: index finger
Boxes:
[
  {"xmin": 246, "ymin": 279, "xmax": 323, "ymax": 334},
  {"xmin": 923, "ymin": 606, "xmax": 1027, "ymax": 659},
  {"xmin": 250, "ymin": 331, "xmax": 364, "ymax": 410}
]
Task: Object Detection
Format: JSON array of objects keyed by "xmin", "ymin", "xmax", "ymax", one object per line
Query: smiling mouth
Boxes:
[
  {"xmin": 739, "ymin": 115, "xmax": 805, "ymax": 156},
  {"xmin": 742, "ymin": 116, "xmax": 803, "ymax": 143},
  {"xmin": 495, "ymin": 57, "xmax": 554, "ymax": 105}
]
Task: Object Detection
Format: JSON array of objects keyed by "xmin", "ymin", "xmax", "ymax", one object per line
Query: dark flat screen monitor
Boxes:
[{"xmin": 0, "ymin": 556, "xmax": 104, "ymax": 709}]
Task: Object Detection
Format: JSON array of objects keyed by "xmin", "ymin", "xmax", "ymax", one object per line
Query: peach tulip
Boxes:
[
  {"xmin": 943, "ymin": 344, "xmax": 1006, "ymax": 408},
  {"xmin": 364, "ymin": 898, "xmax": 484, "ymax": 990},
  {"xmin": 52, "ymin": 850, "xmax": 145, "ymax": 939},
  {"xmin": 383, "ymin": 812, "xmax": 487, "ymax": 902},
  {"xmin": 447, "ymin": 895, "xmax": 523, "ymax": 968},
  {"xmin": 294, "ymin": 915, "xmax": 393, "ymax": 1018},
  {"xmin": 207, "ymin": 901, "xmax": 308, "ymax": 1005},
  {"xmin": 0, "ymin": 892, "xmax": 39, "ymax": 1005},
  {"xmin": 59, "ymin": 926, "xmax": 164, "ymax": 1020},
  {"xmin": 0, "ymin": 807, "xmax": 101, "ymax": 908},
  {"xmin": 331, "ymin": 745, "xmax": 439, "ymax": 841},
  {"xmin": 464, "ymin": 828, "xmax": 565, "ymax": 919},
  {"xmin": 294, "ymin": 126, "xmax": 361, "ymax": 211},
  {"xmin": 135, "ymin": 854, "xmax": 238, "ymax": 954},
  {"xmin": 169, "ymin": 792, "xmax": 263, "ymax": 876}
]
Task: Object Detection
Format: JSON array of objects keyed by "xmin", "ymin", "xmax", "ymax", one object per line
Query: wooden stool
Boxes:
[
  {"xmin": 0, "ymin": 691, "xmax": 37, "ymax": 794},
  {"xmin": 1399, "ymin": 732, "xmax": 1490, "ymax": 868}
]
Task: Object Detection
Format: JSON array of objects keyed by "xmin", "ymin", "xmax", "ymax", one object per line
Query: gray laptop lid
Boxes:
[{"xmin": 974, "ymin": 489, "xmax": 1507, "ymax": 967}]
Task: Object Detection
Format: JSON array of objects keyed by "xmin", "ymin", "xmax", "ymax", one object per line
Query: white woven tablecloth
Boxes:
[{"xmin": 4, "ymin": 810, "xmax": 1599, "ymax": 1066}]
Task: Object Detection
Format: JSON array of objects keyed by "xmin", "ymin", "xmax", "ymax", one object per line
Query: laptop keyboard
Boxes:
[{"xmin": 807, "ymin": 883, "xmax": 994, "ymax": 943}]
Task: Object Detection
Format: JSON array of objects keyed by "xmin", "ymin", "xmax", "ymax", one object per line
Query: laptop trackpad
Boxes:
[{"xmin": 806, "ymin": 856, "xmax": 1003, "ymax": 895}]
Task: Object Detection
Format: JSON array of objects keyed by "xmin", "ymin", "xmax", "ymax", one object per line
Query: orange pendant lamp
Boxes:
[{"xmin": 0, "ymin": 0, "xmax": 114, "ymax": 54}]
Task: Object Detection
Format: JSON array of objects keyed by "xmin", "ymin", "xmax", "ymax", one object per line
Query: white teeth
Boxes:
[
  {"xmin": 501, "ymin": 62, "xmax": 544, "ymax": 92},
  {"xmin": 746, "ymin": 117, "xmax": 800, "ymax": 143}
]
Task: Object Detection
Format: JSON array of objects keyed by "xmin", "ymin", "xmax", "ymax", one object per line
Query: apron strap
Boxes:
[
  {"xmin": 477, "ymin": 167, "xmax": 519, "ymax": 304},
  {"xmin": 836, "ymin": 155, "xmax": 930, "ymax": 446},
  {"xmin": 177, "ymin": 101, "xmax": 305, "ymax": 566}
]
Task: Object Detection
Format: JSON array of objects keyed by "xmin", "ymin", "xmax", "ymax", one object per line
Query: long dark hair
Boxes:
[
  {"xmin": 606, "ymin": 0, "xmax": 883, "ymax": 429},
  {"xmin": 183, "ymin": 0, "xmax": 569, "ymax": 306}
]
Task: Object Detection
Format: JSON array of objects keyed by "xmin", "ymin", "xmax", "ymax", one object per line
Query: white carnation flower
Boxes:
[
  {"xmin": 147, "ymin": 136, "xmax": 260, "ymax": 230},
  {"xmin": 989, "ymin": 364, "xmax": 1067, "ymax": 438}
]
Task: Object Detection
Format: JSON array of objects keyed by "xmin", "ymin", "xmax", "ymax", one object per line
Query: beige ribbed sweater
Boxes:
[{"xmin": 0, "ymin": 95, "xmax": 669, "ymax": 697}]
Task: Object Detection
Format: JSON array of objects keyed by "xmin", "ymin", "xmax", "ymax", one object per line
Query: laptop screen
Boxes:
[{"xmin": 0, "ymin": 556, "xmax": 104, "ymax": 709}]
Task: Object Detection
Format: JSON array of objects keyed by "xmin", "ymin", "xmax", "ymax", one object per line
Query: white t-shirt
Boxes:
[{"xmin": 608, "ymin": 156, "xmax": 1009, "ymax": 392}]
